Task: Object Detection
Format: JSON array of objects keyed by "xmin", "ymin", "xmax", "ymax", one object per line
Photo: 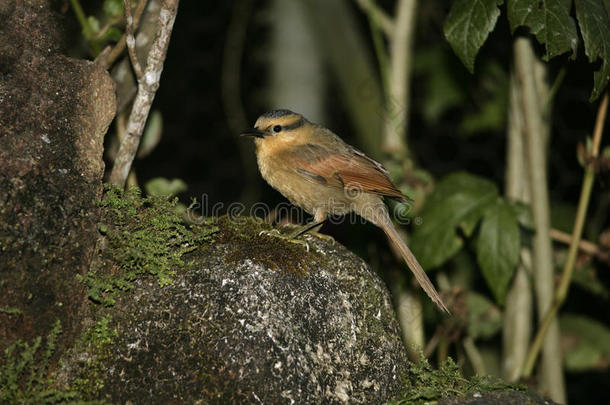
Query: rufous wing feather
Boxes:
[{"xmin": 286, "ymin": 144, "xmax": 412, "ymax": 202}]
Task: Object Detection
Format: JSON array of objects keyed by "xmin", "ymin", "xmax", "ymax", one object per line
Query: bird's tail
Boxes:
[{"xmin": 380, "ymin": 220, "xmax": 451, "ymax": 314}]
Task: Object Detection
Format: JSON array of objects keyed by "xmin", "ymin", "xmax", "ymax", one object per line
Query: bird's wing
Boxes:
[{"xmin": 282, "ymin": 143, "xmax": 412, "ymax": 202}]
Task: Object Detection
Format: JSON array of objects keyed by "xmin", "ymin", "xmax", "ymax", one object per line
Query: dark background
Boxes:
[{"xmin": 66, "ymin": 1, "xmax": 610, "ymax": 403}]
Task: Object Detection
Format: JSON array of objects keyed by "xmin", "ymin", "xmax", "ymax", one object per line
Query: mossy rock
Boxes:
[
  {"xmin": 0, "ymin": 0, "xmax": 116, "ymax": 351},
  {"xmin": 57, "ymin": 216, "xmax": 409, "ymax": 403}
]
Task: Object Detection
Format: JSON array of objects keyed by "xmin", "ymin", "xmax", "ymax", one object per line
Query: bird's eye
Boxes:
[{"xmin": 272, "ymin": 125, "xmax": 282, "ymax": 133}]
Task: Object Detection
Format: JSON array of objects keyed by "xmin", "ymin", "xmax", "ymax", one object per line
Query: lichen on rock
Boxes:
[{"xmin": 59, "ymin": 216, "xmax": 410, "ymax": 404}]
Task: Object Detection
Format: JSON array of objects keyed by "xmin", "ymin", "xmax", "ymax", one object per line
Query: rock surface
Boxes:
[
  {"xmin": 60, "ymin": 217, "xmax": 410, "ymax": 404},
  {"xmin": 0, "ymin": 0, "xmax": 116, "ymax": 347}
]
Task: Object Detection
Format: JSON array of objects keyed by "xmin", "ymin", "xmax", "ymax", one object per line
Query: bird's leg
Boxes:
[
  {"xmin": 287, "ymin": 219, "xmax": 325, "ymax": 238},
  {"xmin": 258, "ymin": 228, "xmax": 311, "ymax": 251},
  {"xmin": 288, "ymin": 218, "xmax": 335, "ymax": 244}
]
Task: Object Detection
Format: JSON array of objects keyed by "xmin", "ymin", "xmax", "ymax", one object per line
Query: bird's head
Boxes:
[{"xmin": 240, "ymin": 109, "xmax": 310, "ymax": 147}]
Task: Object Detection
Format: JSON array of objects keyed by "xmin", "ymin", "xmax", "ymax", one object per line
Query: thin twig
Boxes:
[
  {"xmin": 381, "ymin": 0, "xmax": 416, "ymax": 156},
  {"xmin": 354, "ymin": 0, "xmax": 395, "ymax": 38},
  {"xmin": 463, "ymin": 336, "xmax": 486, "ymax": 375},
  {"xmin": 69, "ymin": 0, "xmax": 100, "ymax": 55},
  {"xmin": 109, "ymin": 0, "xmax": 180, "ymax": 187},
  {"xmin": 367, "ymin": 12, "xmax": 390, "ymax": 96},
  {"xmin": 125, "ymin": 0, "xmax": 144, "ymax": 79},
  {"xmin": 522, "ymin": 91, "xmax": 608, "ymax": 378},
  {"xmin": 99, "ymin": 0, "xmax": 148, "ymax": 69},
  {"xmin": 550, "ymin": 228, "xmax": 602, "ymax": 257}
]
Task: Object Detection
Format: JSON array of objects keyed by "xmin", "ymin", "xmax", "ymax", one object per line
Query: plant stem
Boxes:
[
  {"xmin": 382, "ymin": 0, "xmax": 417, "ymax": 157},
  {"xmin": 367, "ymin": 13, "xmax": 390, "ymax": 96},
  {"xmin": 550, "ymin": 228, "xmax": 601, "ymax": 258},
  {"xmin": 69, "ymin": 0, "xmax": 90, "ymax": 35},
  {"xmin": 522, "ymin": 91, "xmax": 608, "ymax": 378},
  {"xmin": 502, "ymin": 71, "xmax": 533, "ymax": 382},
  {"xmin": 354, "ymin": 0, "xmax": 395, "ymax": 38},
  {"xmin": 514, "ymin": 36, "xmax": 565, "ymax": 403},
  {"xmin": 100, "ymin": 0, "xmax": 149, "ymax": 68},
  {"xmin": 463, "ymin": 336, "xmax": 486, "ymax": 375},
  {"xmin": 69, "ymin": 0, "xmax": 100, "ymax": 55},
  {"xmin": 109, "ymin": 0, "xmax": 180, "ymax": 187}
]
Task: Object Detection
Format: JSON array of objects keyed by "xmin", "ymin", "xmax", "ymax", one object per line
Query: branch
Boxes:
[
  {"xmin": 109, "ymin": 0, "xmax": 180, "ymax": 187},
  {"xmin": 125, "ymin": 0, "xmax": 144, "ymax": 79},
  {"xmin": 381, "ymin": 0, "xmax": 417, "ymax": 157},
  {"xmin": 514, "ymin": 36, "xmax": 565, "ymax": 402},
  {"xmin": 550, "ymin": 228, "xmax": 605, "ymax": 259},
  {"xmin": 354, "ymin": 0, "xmax": 395, "ymax": 38},
  {"xmin": 69, "ymin": 0, "xmax": 100, "ymax": 55},
  {"xmin": 502, "ymin": 71, "xmax": 533, "ymax": 382},
  {"xmin": 98, "ymin": 0, "xmax": 148, "ymax": 69},
  {"xmin": 522, "ymin": 91, "xmax": 608, "ymax": 378}
]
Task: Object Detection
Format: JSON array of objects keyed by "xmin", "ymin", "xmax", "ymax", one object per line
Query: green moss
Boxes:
[
  {"xmin": 67, "ymin": 315, "xmax": 119, "ymax": 399},
  {"xmin": 0, "ymin": 320, "xmax": 104, "ymax": 404},
  {"xmin": 211, "ymin": 215, "xmax": 327, "ymax": 277},
  {"xmin": 390, "ymin": 357, "xmax": 524, "ymax": 404},
  {"xmin": 79, "ymin": 185, "xmax": 218, "ymax": 306},
  {"xmin": 0, "ymin": 306, "xmax": 22, "ymax": 316}
]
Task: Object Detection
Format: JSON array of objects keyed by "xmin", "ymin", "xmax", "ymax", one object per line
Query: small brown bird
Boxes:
[{"xmin": 241, "ymin": 109, "xmax": 449, "ymax": 314}]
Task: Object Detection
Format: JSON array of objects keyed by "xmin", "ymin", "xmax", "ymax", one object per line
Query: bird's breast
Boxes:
[{"xmin": 255, "ymin": 146, "xmax": 350, "ymax": 216}]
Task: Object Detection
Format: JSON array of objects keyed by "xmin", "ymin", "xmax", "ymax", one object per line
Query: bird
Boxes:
[{"xmin": 241, "ymin": 109, "xmax": 450, "ymax": 314}]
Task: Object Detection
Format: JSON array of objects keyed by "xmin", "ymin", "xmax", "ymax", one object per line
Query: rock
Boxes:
[
  {"xmin": 0, "ymin": 0, "xmax": 116, "ymax": 347},
  {"xmin": 60, "ymin": 216, "xmax": 409, "ymax": 404}
]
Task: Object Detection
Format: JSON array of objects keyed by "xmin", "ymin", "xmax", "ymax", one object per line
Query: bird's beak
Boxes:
[{"xmin": 240, "ymin": 128, "xmax": 266, "ymax": 138}]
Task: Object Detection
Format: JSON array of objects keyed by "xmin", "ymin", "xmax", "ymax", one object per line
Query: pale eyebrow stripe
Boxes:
[{"xmin": 283, "ymin": 118, "xmax": 304, "ymax": 130}]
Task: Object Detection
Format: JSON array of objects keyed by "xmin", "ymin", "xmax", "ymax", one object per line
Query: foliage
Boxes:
[
  {"xmin": 68, "ymin": 315, "xmax": 120, "ymax": 398},
  {"xmin": 390, "ymin": 357, "xmax": 519, "ymax": 404},
  {"xmin": 466, "ymin": 293, "xmax": 503, "ymax": 340},
  {"xmin": 410, "ymin": 172, "xmax": 498, "ymax": 269},
  {"xmin": 507, "ymin": 0, "xmax": 578, "ymax": 60},
  {"xmin": 410, "ymin": 172, "xmax": 523, "ymax": 305},
  {"xmin": 444, "ymin": 0, "xmax": 610, "ymax": 100},
  {"xmin": 79, "ymin": 185, "xmax": 218, "ymax": 306},
  {"xmin": 444, "ymin": 0, "xmax": 504, "ymax": 73},
  {"xmin": 575, "ymin": 0, "xmax": 610, "ymax": 100},
  {"xmin": 144, "ymin": 177, "xmax": 188, "ymax": 198},
  {"xmin": 476, "ymin": 200, "xmax": 520, "ymax": 305},
  {"xmin": 560, "ymin": 314, "xmax": 610, "ymax": 372},
  {"xmin": 409, "ymin": 173, "xmax": 518, "ymax": 304},
  {"xmin": 70, "ymin": 0, "xmax": 125, "ymax": 56},
  {"xmin": 0, "ymin": 321, "xmax": 102, "ymax": 404}
]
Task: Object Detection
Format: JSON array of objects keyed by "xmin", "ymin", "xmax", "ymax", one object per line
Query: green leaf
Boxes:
[
  {"xmin": 444, "ymin": 0, "xmax": 504, "ymax": 73},
  {"xmin": 104, "ymin": 0, "xmax": 124, "ymax": 19},
  {"xmin": 476, "ymin": 199, "xmax": 520, "ymax": 305},
  {"xmin": 572, "ymin": 266, "xmax": 609, "ymax": 299},
  {"xmin": 87, "ymin": 16, "xmax": 100, "ymax": 34},
  {"xmin": 561, "ymin": 314, "xmax": 610, "ymax": 371},
  {"xmin": 410, "ymin": 172, "xmax": 498, "ymax": 269},
  {"xmin": 101, "ymin": 27, "xmax": 123, "ymax": 42},
  {"xmin": 510, "ymin": 201, "xmax": 535, "ymax": 230},
  {"xmin": 144, "ymin": 177, "xmax": 188, "ymax": 198},
  {"xmin": 575, "ymin": 0, "xmax": 610, "ymax": 101},
  {"xmin": 467, "ymin": 293, "xmax": 502, "ymax": 339},
  {"xmin": 507, "ymin": 0, "xmax": 578, "ymax": 60}
]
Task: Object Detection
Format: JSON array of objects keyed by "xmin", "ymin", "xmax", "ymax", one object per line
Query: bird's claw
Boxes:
[{"xmin": 259, "ymin": 229, "xmax": 310, "ymax": 251}]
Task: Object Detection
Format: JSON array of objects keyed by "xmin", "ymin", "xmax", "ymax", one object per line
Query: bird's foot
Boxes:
[
  {"xmin": 258, "ymin": 229, "xmax": 310, "ymax": 252},
  {"xmin": 303, "ymin": 230, "xmax": 335, "ymax": 244},
  {"xmin": 285, "ymin": 221, "xmax": 334, "ymax": 244}
]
